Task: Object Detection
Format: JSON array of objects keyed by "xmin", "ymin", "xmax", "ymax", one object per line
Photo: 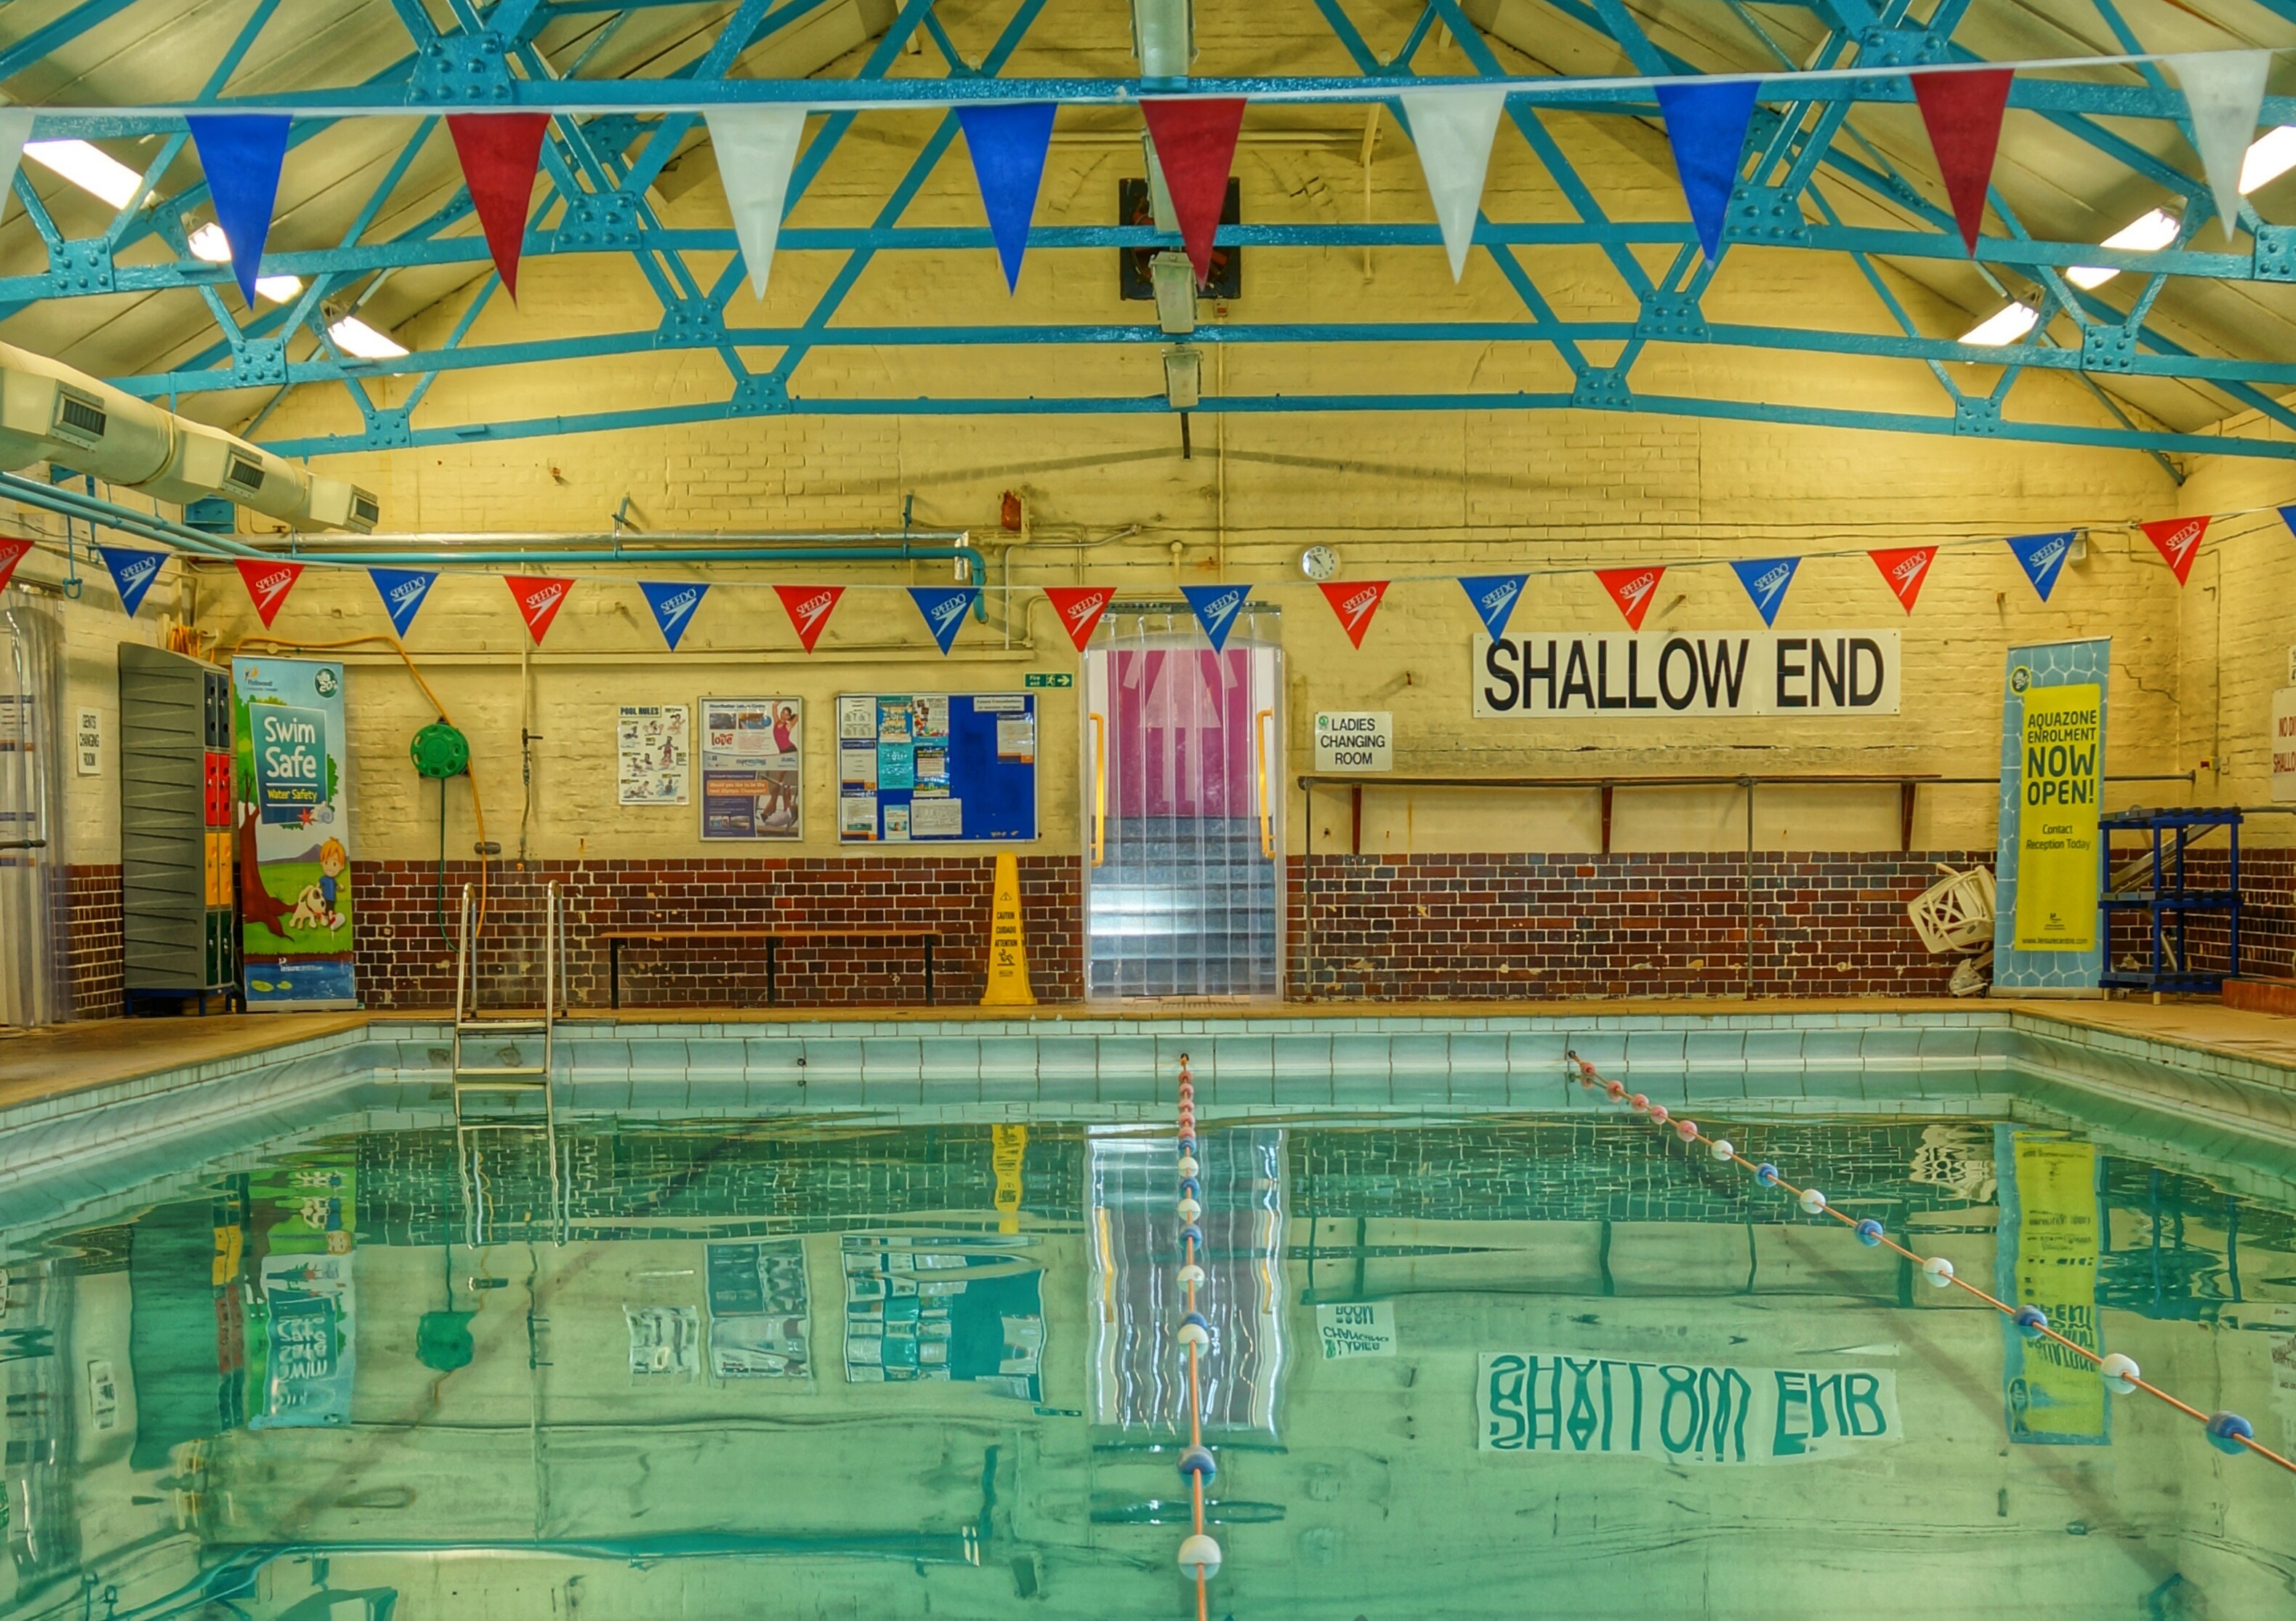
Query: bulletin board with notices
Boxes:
[{"xmin": 836, "ymin": 692, "xmax": 1038, "ymax": 842}]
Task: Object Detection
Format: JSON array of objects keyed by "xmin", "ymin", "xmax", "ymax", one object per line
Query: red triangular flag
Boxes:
[
  {"xmin": 506, "ymin": 574, "xmax": 573, "ymax": 644},
  {"xmin": 1140, "ymin": 98, "xmax": 1246, "ymax": 286},
  {"xmin": 2140, "ymin": 516, "xmax": 2208, "ymax": 584},
  {"xmin": 1910, "ymin": 68, "xmax": 2013, "ymax": 254},
  {"xmin": 774, "ymin": 584, "xmax": 845, "ymax": 652},
  {"xmin": 1869, "ymin": 547, "xmax": 1936, "ymax": 612},
  {"xmin": 0, "ymin": 539, "xmax": 31, "ymax": 594},
  {"xmin": 1595, "ymin": 566, "xmax": 1664, "ymax": 630},
  {"xmin": 1318, "ymin": 580, "xmax": 1390, "ymax": 648},
  {"xmin": 1043, "ymin": 586, "xmax": 1112, "ymax": 652},
  {"xmin": 448, "ymin": 113, "xmax": 550, "ymax": 299},
  {"xmin": 234, "ymin": 558, "xmax": 303, "ymax": 628}
]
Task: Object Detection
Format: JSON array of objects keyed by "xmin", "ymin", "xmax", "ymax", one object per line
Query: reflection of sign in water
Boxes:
[
  {"xmin": 706, "ymin": 1239, "xmax": 810, "ymax": 1380},
  {"xmin": 1317, "ymin": 1300, "xmax": 1395, "ymax": 1359},
  {"xmin": 251, "ymin": 1252, "xmax": 355, "ymax": 1429},
  {"xmin": 1997, "ymin": 1130, "xmax": 2106, "ymax": 1444},
  {"xmin": 1476, "ymin": 1351, "xmax": 1899, "ymax": 1463},
  {"xmin": 842, "ymin": 1234, "xmax": 1043, "ymax": 1398}
]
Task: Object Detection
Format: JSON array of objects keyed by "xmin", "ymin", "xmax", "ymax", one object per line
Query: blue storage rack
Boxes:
[{"xmin": 2098, "ymin": 808, "xmax": 2241, "ymax": 994}]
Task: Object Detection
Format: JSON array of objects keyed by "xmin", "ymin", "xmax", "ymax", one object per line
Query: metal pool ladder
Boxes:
[{"xmin": 451, "ymin": 881, "xmax": 566, "ymax": 1244}]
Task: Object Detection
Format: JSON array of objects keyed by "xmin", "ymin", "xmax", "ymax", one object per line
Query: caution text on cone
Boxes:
[{"xmin": 980, "ymin": 850, "xmax": 1037, "ymax": 1007}]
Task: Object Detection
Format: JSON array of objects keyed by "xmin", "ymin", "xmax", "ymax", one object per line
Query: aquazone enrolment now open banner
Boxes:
[{"xmin": 1473, "ymin": 631, "xmax": 1901, "ymax": 718}]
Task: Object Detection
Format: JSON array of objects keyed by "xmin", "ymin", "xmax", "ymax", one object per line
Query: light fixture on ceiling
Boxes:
[
  {"xmin": 23, "ymin": 139, "xmax": 145, "ymax": 209},
  {"xmin": 1959, "ymin": 302, "xmax": 2039, "ymax": 347},
  {"xmin": 185, "ymin": 221, "xmax": 303, "ymax": 302},
  {"xmin": 327, "ymin": 314, "xmax": 408, "ymax": 360},
  {"xmin": 2066, "ymin": 207, "xmax": 2181, "ymax": 290},
  {"xmin": 2241, "ymin": 126, "xmax": 2296, "ymax": 195}
]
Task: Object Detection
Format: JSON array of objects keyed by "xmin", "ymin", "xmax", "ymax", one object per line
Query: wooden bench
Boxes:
[{"xmin": 597, "ymin": 927, "xmax": 939, "ymax": 1010}]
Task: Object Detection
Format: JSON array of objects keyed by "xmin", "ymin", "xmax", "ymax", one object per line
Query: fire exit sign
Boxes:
[{"xmin": 1024, "ymin": 672, "xmax": 1074, "ymax": 688}]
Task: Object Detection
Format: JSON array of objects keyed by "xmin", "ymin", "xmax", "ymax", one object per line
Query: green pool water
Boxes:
[{"xmin": 3, "ymin": 1092, "xmax": 2293, "ymax": 1619}]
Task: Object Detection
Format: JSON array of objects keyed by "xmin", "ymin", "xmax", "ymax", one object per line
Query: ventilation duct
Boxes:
[
  {"xmin": 1131, "ymin": 0, "xmax": 1192, "ymax": 79},
  {"xmin": 137, "ymin": 420, "xmax": 312, "ymax": 526}
]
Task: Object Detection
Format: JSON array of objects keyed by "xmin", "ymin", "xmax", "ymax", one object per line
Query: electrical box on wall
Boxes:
[{"xmin": 118, "ymin": 643, "xmax": 235, "ymax": 1011}]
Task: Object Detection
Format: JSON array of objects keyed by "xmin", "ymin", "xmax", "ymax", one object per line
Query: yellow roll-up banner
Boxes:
[{"xmin": 2013, "ymin": 683, "xmax": 2102, "ymax": 952}]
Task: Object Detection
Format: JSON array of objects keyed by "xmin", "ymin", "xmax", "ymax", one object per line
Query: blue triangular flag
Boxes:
[
  {"xmin": 956, "ymin": 102, "xmax": 1056, "ymax": 293},
  {"xmin": 1181, "ymin": 583, "xmax": 1249, "ymax": 652},
  {"xmin": 910, "ymin": 585, "xmax": 979, "ymax": 654},
  {"xmin": 2007, "ymin": 530, "xmax": 2076, "ymax": 601},
  {"xmin": 1729, "ymin": 556, "xmax": 1800, "ymax": 627},
  {"xmin": 1653, "ymin": 79, "xmax": 1760, "ymax": 262},
  {"xmin": 369, "ymin": 567, "xmax": 438, "ymax": 637},
  {"xmin": 99, "ymin": 544, "xmax": 167, "ymax": 616},
  {"xmin": 639, "ymin": 580, "xmax": 709, "ymax": 650},
  {"xmin": 2281, "ymin": 505, "xmax": 2296, "ymax": 539},
  {"xmin": 186, "ymin": 113, "xmax": 292, "ymax": 307},
  {"xmin": 1458, "ymin": 574, "xmax": 1526, "ymax": 640}
]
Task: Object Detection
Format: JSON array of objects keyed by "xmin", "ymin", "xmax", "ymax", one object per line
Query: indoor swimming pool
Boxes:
[{"xmin": 2, "ymin": 1013, "xmax": 2292, "ymax": 1620}]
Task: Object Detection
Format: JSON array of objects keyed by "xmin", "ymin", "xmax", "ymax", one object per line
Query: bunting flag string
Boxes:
[
  {"xmin": 639, "ymin": 580, "xmax": 709, "ymax": 650},
  {"xmin": 1180, "ymin": 582, "xmax": 1249, "ymax": 652},
  {"xmin": 185, "ymin": 114, "xmax": 292, "ymax": 306},
  {"xmin": 2006, "ymin": 531, "xmax": 2075, "ymax": 601},
  {"xmin": 707, "ymin": 106, "xmax": 809, "ymax": 297},
  {"xmin": 1869, "ymin": 546, "xmax": 1937, "ymax": 613},
  {"xmin": 2141, "ymin": 515, "xmax": 2209, "ymax": 584},
  {"xmin": 911, "ymin": 585, "xmax": 980, "ymax": 653},
  {"xmin": 1401, "ymin": 89, "xmax": 1509, "ymax": 282},
  {"xmin": 1595, "ymin": 566, "xmax": 1664, "ymax": 630},
  {"xmin": 235, "ymin": 558, "xmax": 304, "ymax": 628},
  {"xmin": 1910, "ymin": 68, "xmax": 2015, "ymax": 254},
  {"xmin": 1653, "ymin": 79, "xmax": 1759, "ymax": 263},
  {"xmin": 1044, "ymin": 585, "xmax": 1113, "ymax": 651},
  {"xmin": 1728, "ymin": 557, "xmax": 1800, "ymax": 627},
  {"xmin": 2167, "ymin": 52, "xmax": 2271, "ymax": 240},
  {"xmin": 369, "ymin": 567, "xmax": 438, "ymax": 637},
  {"xmin": 0, "ymin": 539, "xmax": 30, "ymax": 594},
  {"xmin": 506, "ymin": 574, "xmax": 573, "ymax": 644},
  {"xmin": 774, "ymin": 582, "xmax": 844, "ymax": 651},
  {"xmin": 956, "ymin": 103, "xmax": 1057, "ymax": 292},
  {"xmin": 1318, "ymin": 579, "xmax": 1389, "ymax": 648},
  {"xmin": 0, "ymin": 108, "xmax": 31, "ymax": 222},
  {"xmin": 447, "ymin": 113, "xmax": 551, "ymax": 298},
  {"xmin": 99, "ymin": 544, "xmax": 168, "ymax": 617},
  {"xmin": 1140, "ymin": 98, "xmax": 1247, "ymax": 286},
  {"xmin": 1459, "ymin": 574, "xmax": 1526, "ymax": 640}
]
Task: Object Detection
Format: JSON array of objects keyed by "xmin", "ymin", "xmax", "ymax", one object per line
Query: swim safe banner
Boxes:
[
  {"xmin": 234, "ymin": 657, "xmax": 358, "ymax": 1010},
  {"xmin": 1473, "ymin": 631, "xmax": 1901, "ymax": 717},
  {"xmin": 1990, "ymin": 638, "xmax": 2109, "ymax": 994},
  {"xmin": 1476, "ymin": 1351, "xmax": 1900, "ymax": 1463}
]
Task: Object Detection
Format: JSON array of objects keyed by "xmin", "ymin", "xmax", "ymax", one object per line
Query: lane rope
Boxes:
[{"xmin": 1172, "ymin": 1053, "xmax": 1220, "ymax": 1620}]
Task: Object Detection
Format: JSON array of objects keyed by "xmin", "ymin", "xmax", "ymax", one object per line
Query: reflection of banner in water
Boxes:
[
  {"xmin": 1087, "ymin": 1127, "xmax": 1286, "ymax": 1439},
  {"xmin": 1995, "ymin": 1127, "xmax": 2107, "ymax": 1444},
  {"xmin": 842, "ymin": 1234, "xmax": 1043, "ymax": 1398},
  {"xmin": 250, "ymin": 1252, "xmax": 354, "ymax": 1429},
  {"xmin": 1475, "ymin": 1351, "xmax": 1899, "ymax": 1463}
]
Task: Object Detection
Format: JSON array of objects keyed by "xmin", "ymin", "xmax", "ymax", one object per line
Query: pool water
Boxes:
[{"xmin": 4, "ymin": 1078, "xmax": 2295, "ymax": 1617}]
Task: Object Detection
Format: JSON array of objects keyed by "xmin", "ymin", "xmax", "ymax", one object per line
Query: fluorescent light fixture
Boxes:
[
  {"xmin": 24, "ymin": 139, "xmax": 145, "ymax": 209},
  {"xmin": 186, "ymin": 221, "xmax": 303, "ymax": 302},
  {"xmin": 2241, "ymin": 126, "xmax": 2296, "ymax": 195},
  {"xmin": 327, "ymin": 315, "xmax": 407, "ymax": 359},
  {"xmin": 1959, "ymin": 302, "xmax": 2038, "ymax": 347},
  {"xmin": 2067, "ymin": 206, "xmax": 2180, "ymax": 291}
]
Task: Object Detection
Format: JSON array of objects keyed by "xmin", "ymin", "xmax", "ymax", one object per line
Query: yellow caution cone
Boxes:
[{"xmin": 980, "ymin": 850, "xmax": 1038, "ymax": 1007}]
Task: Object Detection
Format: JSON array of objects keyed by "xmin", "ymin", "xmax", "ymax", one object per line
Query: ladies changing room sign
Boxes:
[
  {"xmin": 1477, "ymin": 1350, "xmax": 1901, "ymax": 1463},
  {"xmin": 1474, "ymin": 632, "xmax": 1901, "ymax": 718}
]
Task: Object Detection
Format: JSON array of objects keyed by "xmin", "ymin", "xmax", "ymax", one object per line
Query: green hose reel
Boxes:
[{"xmin": 411, "ymin": 719, "xmax": 470, "ymax": 780}]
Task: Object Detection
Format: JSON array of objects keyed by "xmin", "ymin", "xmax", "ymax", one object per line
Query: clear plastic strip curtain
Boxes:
[{"xmin": 0, "ymin": 592, "xmax": 67, "ymax": 1025}]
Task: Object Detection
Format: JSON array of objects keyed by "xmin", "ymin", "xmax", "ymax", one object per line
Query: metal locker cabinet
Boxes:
[{"xmin": 118, "ymin": 643, "xmax": 233, "ymax": 1010}]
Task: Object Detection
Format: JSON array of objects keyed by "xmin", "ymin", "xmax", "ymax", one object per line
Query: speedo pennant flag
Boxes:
[
  {"xmin": 1180, "ymin": 582, "xmax": 1249, "ymax": 652},
  {"xmin": 773, "ymin": 584, "xmax": 844, "ymax": 652},
  {"xmin": 1594, "ymin": 566, "xmax": 1664, "ymax": 630},
  {"xmin": 2006, "ymin": 531, "xmax": 2075, "ymax": 602},
  {"xmin": 2140, "ymin": 515, "xmax": 2208, "ymax": 584},
  {"xmin": 1728, "ymin": 556, "xmax": 1800, "ymax": 627},
  {"xmin": 506, "ymin": 574, "xmax": 573, "ymax": 645},
  {"xmin": 1869, "ymin": 546, "xmax": 1936, "ymax": 612},
  {"xmin": 0, "ymin": 539, "xmax": 32, "ymax": 594},
  {"xmin": 638, "ymin": 580, "xmax": 709, "ymax": 651},
  {"xmin": 100, "ymin": 545, "xmax": 168, "ymax": 617},
  {"xmin": 911, "ymin": 585, "xmax": 980, "ymax": 654},
  {"xmin": 1458, "ymin": 574, "xmax": 1526, "ymax": 640},
  {"xmin": 1043, "ymin": 586, "xmax": 1113, "ymax": 651},
  {"xmin": 369, "ymin": 567, "xmax": 438, "ymax": 637},
  {"xmin": 235, "ymin": 558, "xmax": 304, "ymax": 628},
  {"xmin": 1319, "ymin": 579, "xmax": 1389, "ymax": 648}
]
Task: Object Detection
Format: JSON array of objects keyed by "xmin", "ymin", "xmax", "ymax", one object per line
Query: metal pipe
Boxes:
[{"xmin": 266, "ymin": 528, "xmax": 973, "ymax": 549}]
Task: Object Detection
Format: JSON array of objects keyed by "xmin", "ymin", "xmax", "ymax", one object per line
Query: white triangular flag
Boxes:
[
  {"xmin": 1401, "ymin": 89, "xmax": 1508, "ymax": 282},
  {"xmin": 2167, "ymin": 51, "xmax": 2270, "ymax": 243},
  {"xmin": 705, "ymin": 105, "xmax": 808, "ymax": 296},
  {"xmin": 0, "ymin": 108, "xmax": 33, "ymax": 222}
]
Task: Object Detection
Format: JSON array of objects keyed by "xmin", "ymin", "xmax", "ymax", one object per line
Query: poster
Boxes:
[
  {"xmin": 1994, "ymin": 1130, "xmax": 2106, "ymax": 1445},
  {"xmin": 1477, "ymin": 1350, "xmax": 1900, "ymax": 1463},
  {"xmin": 706, "ymin": 1239, "xmax": 812, "ymax": 1380},
  {"xmin": 233, "ymin": 658, "xmax": 357, "ymax": 1009},
  {"xmin": 1991, "ymin": 640, "xmax": 2110, "ymax": 993},
  {"xmin": 618, "ymin": 704, "xmax": 690, "ymax": 806},
  {"xmin": 249, "ymin": 1252, "xmax": 355, "ymax": 1429},
  {"xmin": 698, "ymin": 696, "xmax": 802, "ymax": 840}
]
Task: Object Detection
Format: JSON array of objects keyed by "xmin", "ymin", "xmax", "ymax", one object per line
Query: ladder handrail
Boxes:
[{"xmin": 454, "ymin": 882, "xmax": 475, "ymax": 1024}]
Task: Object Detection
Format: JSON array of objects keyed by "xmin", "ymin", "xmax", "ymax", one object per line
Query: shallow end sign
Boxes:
[
  {"xmin": 2273, "ymin": 687, "xmax": 2296, "ymax": 804},
  {"xmin": 1474, "ymin": 631, "xmax": 1900, "ymax": 718},
  {"xmin": 1313, "ymin": 710, "xmax": 1391, "ymax": 771}
]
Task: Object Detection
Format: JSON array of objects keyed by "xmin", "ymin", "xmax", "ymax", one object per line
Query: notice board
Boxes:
[{"xmin": 837, "ymin": 693, "xmax": 1037, "ymax": 842}]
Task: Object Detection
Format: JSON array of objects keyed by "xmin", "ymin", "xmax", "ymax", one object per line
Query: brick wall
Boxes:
[
  {"xmin": 66, "ymin": 864, "xmax": 121, "ymax": 1018},
  {"xmin": 2103, "ymin": 842, "xmax": 2295, "ymax": 983},
  {"xmin": 1288, "ymin": 850, "xmax": 1997, "ymax": 1000}
]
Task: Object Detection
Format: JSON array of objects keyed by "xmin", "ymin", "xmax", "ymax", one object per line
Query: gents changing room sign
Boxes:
[{"xmin": 1474, "ymin": 632, "xmax": 1900, "ymax": 718}]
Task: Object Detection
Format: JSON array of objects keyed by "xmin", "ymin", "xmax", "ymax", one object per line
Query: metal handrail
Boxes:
[
  {"xmin": 454, "ymin": 883, "xmax": 474, "ymax": 1025},
  {"xmin": 1255, "ymin": 708, "xmax": 1275, "ymax": 858},
  {"xmin": 1089, "ymin": 712, "xmax": 1107, "ymax": 867}
]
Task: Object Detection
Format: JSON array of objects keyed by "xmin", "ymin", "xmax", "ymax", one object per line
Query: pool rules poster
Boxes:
[{"xmin": 233, "ymin": 658, "xmax": 358, "ymax": 1010}]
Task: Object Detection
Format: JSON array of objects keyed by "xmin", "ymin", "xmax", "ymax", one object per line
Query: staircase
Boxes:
[
  {"xmin": 451, "ymin": 881, "xmax": 565, "ymax": 1244},
  {"xmin": 1087, "ymin": 818, "xmax": 1278, "ymax": 999}
]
